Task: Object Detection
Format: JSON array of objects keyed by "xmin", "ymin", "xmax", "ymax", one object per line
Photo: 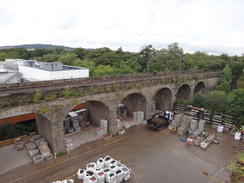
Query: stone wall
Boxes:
[{"xmin": 0, "ymin": 72, "xmax": 221, "ymax": 153}]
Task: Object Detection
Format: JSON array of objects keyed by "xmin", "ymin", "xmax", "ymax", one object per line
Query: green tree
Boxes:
[
  {"xmin": 139, "ymin": 44, "xmax": 156, "ymax": 72},
  {"xmin": 93, "ymin": 65, "xmax": 116, "ymax": 76},
  {"xmin": 53, "ymin": 47, "xmax": 67, "ymax": 55},
  {"xmin": 42, "ymin": 53, "xmax": 60, "ymax": 62},
  {"xmin": 192, "ymin": 92, "xmax": 205, "ymax": 108},
  {"xmin": 116, "ymin": 64, "xmax": 135, "ymax": 75},
  {"xmin": 0, "ymin": 52, "xmax": 7, "ymax": 61},
  {"xmin": 58, "ymin": 53, "xmax": 78, "ymax": 65},
  {"xmin": 72, "ymin": 48, "xmax": 86, "ymax": 60},
  {"xmin": 227, "ymin": 89, "xmax": 244, "ymax": 128},
  {"xmin": 214, "ymin": 64, "xmax": 232, "ymax": 94},
  {"xmin": 204, "ymin": 90, "xmax": 228, "ymax": 114},
  {"xmin": 31, "ymin": 48, "xmax": 52, "ymax": 58}
]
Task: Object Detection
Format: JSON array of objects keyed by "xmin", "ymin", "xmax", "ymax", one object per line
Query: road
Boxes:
[{"xmin": 0, "ymin": 124, "xmax": 242, "ymax": 183}]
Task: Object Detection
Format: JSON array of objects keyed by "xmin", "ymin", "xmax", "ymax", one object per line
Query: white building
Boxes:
[
  {"xmin": 0, "ymin": 59, "xmax": 89, "ymax": 83},
  {"xmin": 0, "ymin": 61, "xmax": 23, "ymax": 84},
  {"xmin": 18, "ymin": 60, "xmax": 89, "ymax": 81}
]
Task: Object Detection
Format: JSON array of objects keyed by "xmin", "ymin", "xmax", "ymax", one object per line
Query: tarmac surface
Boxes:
[{"xmin": 0, "ymin": 123, "xmax": 243, "ymax": 183}]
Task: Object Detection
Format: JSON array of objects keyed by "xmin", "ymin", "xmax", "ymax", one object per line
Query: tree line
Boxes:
[
  {"xmin": 0, "ymin": 43, "xmax": 243, "ymax": 77},
  {"xmin": 175, "ymin": 64, "xmax": 244, "ymax": 128}
]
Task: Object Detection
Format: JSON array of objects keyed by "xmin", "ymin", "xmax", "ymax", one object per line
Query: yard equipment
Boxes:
[{"xmin": 147, "ymin": 111, "xmax": 173, "ymax": 130}]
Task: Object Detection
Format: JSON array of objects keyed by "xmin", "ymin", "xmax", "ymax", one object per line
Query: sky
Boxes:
[{"xmin": 0, "ymin": 0, "xmax": 244, "ymax": 56}]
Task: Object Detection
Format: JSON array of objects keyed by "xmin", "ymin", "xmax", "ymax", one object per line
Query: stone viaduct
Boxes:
[{"xmin": 0, "ymin": 71, "xmax": 221, "ymax": 153}]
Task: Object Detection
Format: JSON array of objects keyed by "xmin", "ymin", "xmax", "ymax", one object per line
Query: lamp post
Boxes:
[{"xmin": 175, "ymin": 52, "xmax": 183, "ymax": 87}]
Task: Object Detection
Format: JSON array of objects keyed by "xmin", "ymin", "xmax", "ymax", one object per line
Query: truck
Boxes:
[{"xmin": 147, "ymin": 110, "xmax": 173, "ymax": 130}]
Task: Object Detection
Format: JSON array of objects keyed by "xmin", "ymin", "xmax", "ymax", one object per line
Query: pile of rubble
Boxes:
[
  {"xmin": 77, "ymin": 155, "xmax": 131, "ymax": 183},
  {"xmin": 14, "ymin": 132, "xmax": 54, "ymax": 164}
]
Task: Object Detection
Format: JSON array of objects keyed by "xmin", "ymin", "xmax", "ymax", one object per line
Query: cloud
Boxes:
[{"xmin": 0, "ymin": 0, "xmax": 244, "ymax": 55}]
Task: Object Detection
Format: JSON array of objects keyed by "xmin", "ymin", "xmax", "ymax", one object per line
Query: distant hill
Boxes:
[{"xmin": 0, "ymin": 44, "xmax": 76, "ymax": 51}]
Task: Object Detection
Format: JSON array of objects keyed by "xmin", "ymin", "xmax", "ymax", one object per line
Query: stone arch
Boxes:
[
  {"xmin": 194, "ymin": 81, "xmax": 206, "ymax": 94},
  {"xmin": 176, "ymin": 84, "xmax": 191, "ymax": 100},
  {"xmin": 153, "ymin": 87, "xmax": 172, "ymax": 111},
  {"xmin": 84, "ymin": 100, "xmax": 110, "ymax": 127},
  {"xmin": 120, "ymin": 93, "xmax": 147, "ymax": 118}
]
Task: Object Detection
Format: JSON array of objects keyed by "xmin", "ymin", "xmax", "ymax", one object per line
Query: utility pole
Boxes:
[{"xmin": 161, "ymin": 51, "xmax": 183, "ymax": 88}]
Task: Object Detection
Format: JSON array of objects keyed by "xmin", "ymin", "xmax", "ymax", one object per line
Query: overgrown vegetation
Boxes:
[
  {"xmin": 62, "ymin": 88, "xmax": 72, "ymax": 98},
  {"xmin": 0, "ymin": 121, "xmax": 36, "ymax": 140},
  {"xmin": 33, "ymin": 90, "xmax": 42, "ymax": 103},
  {"xmin": 226, "ymin": 151, "xmax": 244, "ymax": 183},
  {"xmin": 175, "ymin": 65, "xmax": 244, "ymax": 128},
  {"xmin": 1, "ymin": 43, "xmax": 243, "ymax": 77},
  {"xmin": 203, "ymin": 151, "xmax": 244, "ymax": 183}
]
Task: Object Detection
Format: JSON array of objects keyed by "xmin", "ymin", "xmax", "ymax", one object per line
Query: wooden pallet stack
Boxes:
[
  {"xmin": 222, "ymin": 115, "xmax": 234, "ymax": 131},
  {"xmin": 212, "ymin": 112, "xmax": 223, "ymax": 128},
  {"xmin": 174, "ymin": 104, "xmax": 185, "ymax": 114},
  {"xmin": 203, "ymin": 112, "xmax": 211, "ymax": 124}
]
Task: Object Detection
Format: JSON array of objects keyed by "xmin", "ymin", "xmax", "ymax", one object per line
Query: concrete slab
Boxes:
[
  {"xmin": 1, "ymin": 124, "xmax": 243, "ymax": 183},
  {"xmin": 66, "ymin": 126, "xmax": 98, "ymax": 150},
  {"xmin": 0, "ymin": 144, "xmax": 32, "ymax": 175}
]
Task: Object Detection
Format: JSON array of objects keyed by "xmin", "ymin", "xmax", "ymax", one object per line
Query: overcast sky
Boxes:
[{"xmin": 0, "ymin": 0, "xmax": 244, "ymax": 55}]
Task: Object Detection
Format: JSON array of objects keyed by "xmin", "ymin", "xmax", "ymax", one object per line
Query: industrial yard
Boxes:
[{"xmin": 0, "ymin": 123, "xmax": 243, "ymax": 183}]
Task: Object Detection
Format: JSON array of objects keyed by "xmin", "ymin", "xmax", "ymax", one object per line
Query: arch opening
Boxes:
[
  {"xmin": 194, "ymin": 82, "xmax": 206, "ymax": 94},
  {"xmin": 153, "ymin": 88, "xmax": 172, "ymax": 111},
  {"xmin": 176, "ymin": 84, "xmax": 191, "ymax": 101},
  {"xmin": 117, "ymin": 93, "xmax": 147, "ymax": 125},
  {"xmin": 62, "ymin": 100, "xmax": 110, "ymax": 149}
]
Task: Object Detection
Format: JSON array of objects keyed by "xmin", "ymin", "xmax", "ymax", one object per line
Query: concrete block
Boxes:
[
  {"xmin": 45, "ymin": 153, "xmax": 54, "ymax": 161},
  {"xmin": 198, "ymin": 120, "xmax": 205, "ymax": 131},
  {"xmin": 191, "ymin": 129, "xmax": 202, "ymax": 138},
  {"xmin": 15, "ymin": 141, "xmax": 24, "ymax": 150},
  {"xmin": 180, "ymin": 120, "xmax": 191, "ymax": 129},
  {"xmin": 38, "ymin": 145, "xmax": 51, "ymax": 157},
  {"xmin": 29, "ymin": 149, "xmax": 39, "ymax": 158},
  {"xmin": 177, "ymin": 127, "xmax": 186, "ymax": 135},
  {"xmin": 172, "ymin": 114, "xmax": 183, "ymax": 127},
  {"xmin": 26, "ymin": 142, "xmax": 37, "ymax": 150}
]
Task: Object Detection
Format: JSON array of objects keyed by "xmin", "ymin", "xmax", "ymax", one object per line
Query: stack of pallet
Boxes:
[
  {"xmin": 212, "ymin": 113, "xmax": 223, "ymax": 128},
  {"xmin": 116, "ymin": 103, "xmax": 128, "ymax": 120},
  {"xmin": 189, "ymin": 109, "xmax": 199, "ymax": 119},
  {"xmin": 177, "ymin": 115, "xmax": 191, "ymax": 135},
  {"xmin": 222, "ymin": 115, "xmax": 234, "ymax": 131},
  {"xmin": 191, "ymin": 120, "xmax": 205, "ymax": 138},
  {"xmin": 133, "ymin": 111, "xmax": 144, "ymax": 124},
  {"xmin": 100, "ymin": 119, "xmax": 108, "ymax": 134},
  {"xmin": 96, "ymin": 127, "xmax": 106, "ymax": 138},
  {"xmin": 174, "ymin": 104, "xmax": 185, "ymax": 114},
  {"xmin": 64, "ymin": 118, "xmax": 72, "ymax": 133},
  {"xmin": 68, "ymin": 112, "xmax": 81, "ymax": 132},
  {"xmin": 203, "ymin": 112, "xmax": 211, "ymax": 124},
  {"xmin": 170, "ymin": 113, "xmax": 183, "ymax": 128},
  {"xmin": 188, "ymin": 120, "xmax": 198, "ymax": 135}
]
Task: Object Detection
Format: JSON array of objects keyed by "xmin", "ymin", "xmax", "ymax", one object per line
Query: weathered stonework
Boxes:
[{"xmin": 0, "ymin": 73, "xmax": 220, "ymax": 153}]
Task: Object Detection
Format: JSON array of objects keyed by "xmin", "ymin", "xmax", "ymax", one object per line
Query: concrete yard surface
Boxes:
[{"xmin": 0, "ymin": 124, "xmax": 243, "ymax": 183}]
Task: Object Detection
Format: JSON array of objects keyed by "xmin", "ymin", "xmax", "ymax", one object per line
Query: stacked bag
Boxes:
[{"xmin": 77, "ymin": 155, "xmax": 131, "ymax": 183}]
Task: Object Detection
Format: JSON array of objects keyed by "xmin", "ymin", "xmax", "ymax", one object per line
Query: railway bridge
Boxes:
[{"xmin": 0, "ymin": 71, "xmax": 222, "ymax": 153}]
